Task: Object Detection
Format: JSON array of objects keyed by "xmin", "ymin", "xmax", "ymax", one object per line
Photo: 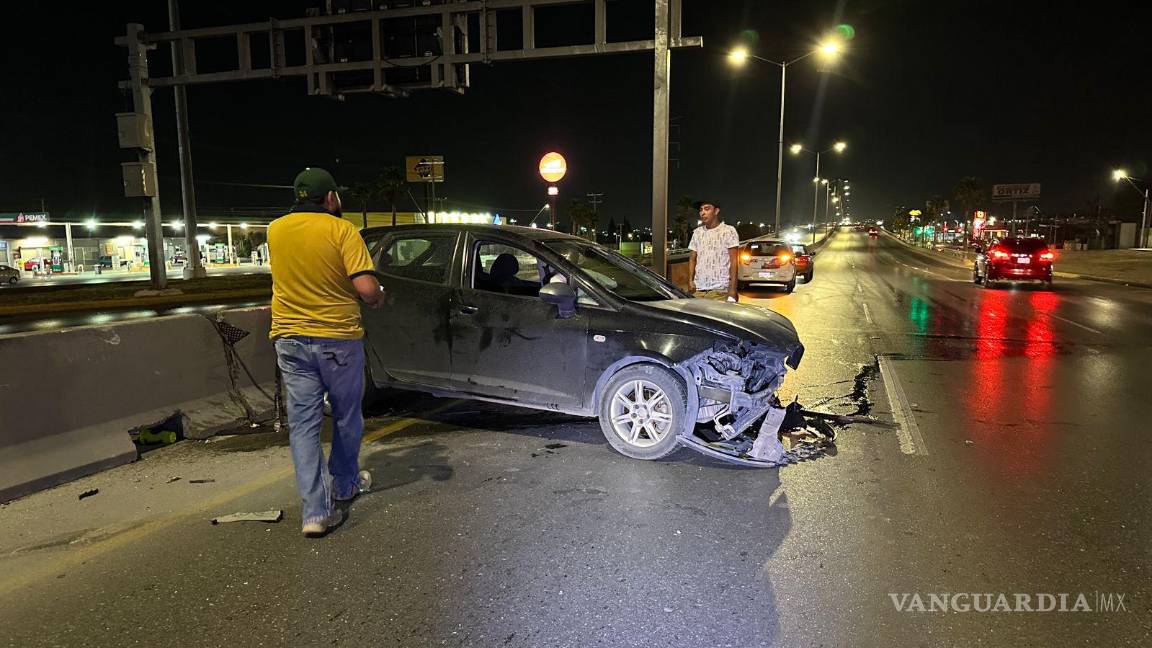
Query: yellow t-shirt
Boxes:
[{"xmin": 267, "ymin": 211, "xmax": 375, "ymax": 340}]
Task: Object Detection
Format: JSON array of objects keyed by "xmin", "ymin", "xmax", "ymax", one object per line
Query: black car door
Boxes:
[
  {"xmin": 448, "ymin": 235, "xmax": 589, "ymax": 410},
  {"xmin": 361, "ymin": 230, "xmax": 460, "ymax": 389}
]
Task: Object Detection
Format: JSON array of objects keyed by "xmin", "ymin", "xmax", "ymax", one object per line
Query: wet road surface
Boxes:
[{"xmin": 1, "ymin": 231, "xmax": 1149, "ymax": 647}]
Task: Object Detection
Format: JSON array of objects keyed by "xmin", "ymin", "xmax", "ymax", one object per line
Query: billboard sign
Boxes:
[
  {"xmin": 405, "ymin": 156, "xmax": 445, "ymax": 183},
  {"xmin": 992, "ymin": 183, "xmax": 1041, "ymax": 202}
]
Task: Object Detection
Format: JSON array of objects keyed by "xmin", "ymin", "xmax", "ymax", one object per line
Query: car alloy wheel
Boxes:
[
  {"xmin": 608, "ymin": 379, "xmax": 673, "ymax": 449},
  {"xmin": 598, "ymin": 364, "xmax": 685, "ymax": 460}
]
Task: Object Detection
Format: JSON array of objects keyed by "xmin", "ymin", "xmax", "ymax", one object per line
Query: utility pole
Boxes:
[
  {"xmin": 651, "ymin": 0, "xmax": 671, "ymax": 277},
  {"xmin": 587, "ymin": 192, "xmax": 603, "ymax": 240},
  {"xmin": 774, "ymin": 62, "xmax": 786, "ymax": 235},
  {"xmin": 123, "ymin": 24, "xmax": 168, "ymax": 291},
  {"xmin": 169, "ymin": 0, "xmax": 206, "ymax": 279}
]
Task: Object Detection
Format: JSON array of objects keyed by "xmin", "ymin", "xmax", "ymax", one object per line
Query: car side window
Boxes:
[
  {"xmin": 376, "ymin": 234, "xmax": 455, "ymax": 284},
  {"xmin": 473, "ymin": 242, "xmax": 546, "ymax": 297}
]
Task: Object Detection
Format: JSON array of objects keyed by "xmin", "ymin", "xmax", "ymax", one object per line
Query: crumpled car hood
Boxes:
[{"xmin": 641, "ymin": 299, "xmax": 804, "ymax": 367}]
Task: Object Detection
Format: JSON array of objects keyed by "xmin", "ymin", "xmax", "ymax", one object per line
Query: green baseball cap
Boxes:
[{"xmin": 293, "ymin": 167, "xmax": 339, "ymax": 202}]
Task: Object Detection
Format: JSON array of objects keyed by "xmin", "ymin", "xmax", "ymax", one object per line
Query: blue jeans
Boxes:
[{"xmin": 274, "ymin": 336, "xmax": 366, "ymax": 525}]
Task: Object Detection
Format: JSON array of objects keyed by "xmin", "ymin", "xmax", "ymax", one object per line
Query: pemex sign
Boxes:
[{"xmin": 0, "ymin": 212, "xmax": 49, "ymax": 224}]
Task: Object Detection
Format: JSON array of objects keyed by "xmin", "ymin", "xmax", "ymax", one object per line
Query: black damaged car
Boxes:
[{"xmin": 360, "ymin": 224, "xmax": 806, "ymax": 465}]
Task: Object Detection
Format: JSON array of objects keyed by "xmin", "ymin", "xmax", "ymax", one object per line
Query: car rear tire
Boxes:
[
  {"xmin": 737, "ymin": 280, "xmax": 748, "ymax": 291},
  {"xmin": 597, "ymin": 364, "xmax": 685, "ymax": 461},
  {"xmin": 805, "ymin": 271, "xmax": 814, "ymax": 283},
  {"xmin": 783, "ymin": 277, "xmax": 796, "ymax": 293}
]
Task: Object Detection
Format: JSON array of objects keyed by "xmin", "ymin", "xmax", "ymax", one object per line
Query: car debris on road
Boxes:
[{"xmin": 210, "ymin": 510, "xmax": 283, "ymax": 525}]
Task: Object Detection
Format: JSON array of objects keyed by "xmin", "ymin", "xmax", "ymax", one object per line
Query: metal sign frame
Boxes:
[{"xmin": 116, "ymin": 0, "xmax": 698, "ymax": 286}]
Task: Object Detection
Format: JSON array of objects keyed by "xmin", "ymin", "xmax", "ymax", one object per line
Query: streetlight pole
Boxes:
[
  {"xmin": 1112, "ymin": 169, "xmax": 1150, "ymax": 248},
  {"xmin": 791, "ymin": 141, "xmax": 846, "ymax": 243},
  {"xmin": 728, "ymin": 40, "xmax": 843, "ymax": 237},
  {"xmin": 1144, "ymin": 188, "xmax": 1150, "ymax": 249},
  {"xmin": 811, "ymin": 151, "xmax": 820, "ymax": 243}
]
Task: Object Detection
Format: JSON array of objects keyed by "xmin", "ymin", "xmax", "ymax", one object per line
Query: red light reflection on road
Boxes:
[{"xmin": 967, "ymin": 288, "xmax": 1058, "ymax": 479}]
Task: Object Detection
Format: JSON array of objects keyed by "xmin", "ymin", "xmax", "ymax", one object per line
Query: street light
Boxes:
[
  {"xmin": 792, "ymin": 141, "xmax": 847, "ymax": 242},
  {"xmin": 727, "ymin": 36, "xmax": 845, "ymax": 236},
  {"xmin": 1112, "ymin": 168, "xmax": 1150, "ymax": 248}
]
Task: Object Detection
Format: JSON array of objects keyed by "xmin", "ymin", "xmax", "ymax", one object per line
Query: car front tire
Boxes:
[
  {"xmin": 597, "ymin": 364, "xmax": 685, "ymax": 461},
  {"xmin": 6, "ymin": 277, "xmax": 15, "ymax": 285}
]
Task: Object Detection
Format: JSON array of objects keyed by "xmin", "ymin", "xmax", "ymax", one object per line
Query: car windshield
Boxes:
[{"xmin": 544, "ymin": 241, "xmax": 684, "ymax": 302}]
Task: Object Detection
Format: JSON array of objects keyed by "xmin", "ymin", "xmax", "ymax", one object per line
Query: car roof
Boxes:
[{"xmin": 360, "ymin": 223, "xmax": 583, "ymax": 242}]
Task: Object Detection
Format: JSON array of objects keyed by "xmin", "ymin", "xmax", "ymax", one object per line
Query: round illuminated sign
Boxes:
[{"xmin": 539, "ymin": 152, "xmax": 567, "ymax": 183}]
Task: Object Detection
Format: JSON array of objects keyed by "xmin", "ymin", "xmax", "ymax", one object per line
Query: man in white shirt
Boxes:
[{"xmin": 688, "ymin": 200, "xmax": 741, "ymax": 303}]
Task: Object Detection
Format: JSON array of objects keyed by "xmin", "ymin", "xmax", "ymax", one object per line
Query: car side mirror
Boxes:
[{"xmin": 539, "ymin": 282, "xmax": 577, "ymax": 319}]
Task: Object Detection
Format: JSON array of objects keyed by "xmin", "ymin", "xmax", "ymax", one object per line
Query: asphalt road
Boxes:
[{"xmin": 1, "ymin": 231, "xmax": 1149, "ymax": 647}]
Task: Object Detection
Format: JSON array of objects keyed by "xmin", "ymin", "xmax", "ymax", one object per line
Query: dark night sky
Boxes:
[{"xmin": 3, "ymin": 0, "xmax": 1150, "ymax": 228}]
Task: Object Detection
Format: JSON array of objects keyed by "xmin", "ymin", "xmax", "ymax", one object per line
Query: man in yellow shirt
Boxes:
[{"xmin": 269, "ymin": 167, "xmax": 384, "ymax": 537}]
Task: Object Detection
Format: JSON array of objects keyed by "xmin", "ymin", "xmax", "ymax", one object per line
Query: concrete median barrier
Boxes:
[{"xmin": 0, "ymin": 307, "xmax": 278, "ymax": 503}]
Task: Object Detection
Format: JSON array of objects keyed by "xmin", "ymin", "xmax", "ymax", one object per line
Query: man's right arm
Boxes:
[
  {"xmin": 352, "ymin": 273, "xmax": 384, "ymax": 308},
  {"xmin": 687, "ymin": 250, "xmax": 697, "ymax": 294},
  {"xmin": 342, "ymin": 224, "xmax": 384, "ymax": 308}
]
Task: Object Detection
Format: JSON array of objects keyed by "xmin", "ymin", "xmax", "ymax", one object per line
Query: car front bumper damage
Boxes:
[{"xmin": 675, "ymin": 340, "xmax": 833, "ymax": 467}]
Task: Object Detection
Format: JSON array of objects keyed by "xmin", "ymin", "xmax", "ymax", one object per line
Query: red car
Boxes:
[
  {"xmin": 973, "ymin": 237, "xmax": 1054, "ymax": 289},
  {"xmin": 790, "ymin": 244, "xmax": 815, "ymax": 282}
]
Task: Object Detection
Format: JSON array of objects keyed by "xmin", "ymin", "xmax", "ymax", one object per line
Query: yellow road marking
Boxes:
[{"xmin": 0, "ymin": 401, "xmax": 458, "ymax": 598}]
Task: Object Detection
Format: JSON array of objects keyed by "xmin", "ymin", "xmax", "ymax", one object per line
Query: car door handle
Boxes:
[{"xmin": 458, "ymin": 305, "xmax": 479, "ymax": 315}]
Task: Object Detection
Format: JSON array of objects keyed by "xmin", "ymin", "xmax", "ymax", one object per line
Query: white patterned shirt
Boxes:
[{"xmin": 688, "ymin": 223, "xmax": 740, "ymax": 290}]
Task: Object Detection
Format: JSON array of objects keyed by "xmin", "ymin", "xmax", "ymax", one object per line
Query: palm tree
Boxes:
[
  {"xmin": 951, "ymin": 177, "xmax": 985, "ymax": 219},
  {"xmin": 347, "ymin": 181, "xmax": 378, "ymax": 229},
  {"xmin": 568, "ymin": 199, "xmax": 597, "ymax": 238},
  {"xmin": 375, "ymin": 167, "xmax": 406, "ymax": 227},
  {"xmin": 672, "ymin": 196, "xmax": 696, "ymax": 249}
]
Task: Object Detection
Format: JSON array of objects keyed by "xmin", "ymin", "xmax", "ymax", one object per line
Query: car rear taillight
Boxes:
[
  {"xmin": 991, "ymin": 249, "xmax": 1010, "ymax": 260},
  {"xmin": 740, "ymin": 252, "xmax": 752, "ymax": 264},
  {"xmin": 1039, "ymin": 251, "xmax": 1055, "ymax": 262},
  {"xmin": 779, "ymin": 253, "xmax": 792, "ymax": 264}
]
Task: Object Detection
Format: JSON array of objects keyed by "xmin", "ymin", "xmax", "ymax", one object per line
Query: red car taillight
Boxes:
[
  {"xmin": 739, "ymin": 252, "xmax": 752, "ymax": 265},
  {"xmin": 991, "ymin": 249, "xmax": 1010, "ymax": 260},
  {"xmin": 1039, "ymin": 251, "xmax": 1055, "ymax": 262}
]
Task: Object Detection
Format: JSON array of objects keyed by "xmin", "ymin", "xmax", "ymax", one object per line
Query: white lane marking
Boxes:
[
  {"xmin": 878, "ymin": 355, "xmax": 929, "ymax": 456},
  {"xmin": 1044, "ymin": 313, "xmax": 1103, "ymax": 335},
  {"xmin": 862, "ymin": 302, "xmax": 874, "ymax": 325}
]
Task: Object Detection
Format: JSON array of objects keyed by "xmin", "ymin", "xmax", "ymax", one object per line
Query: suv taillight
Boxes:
[
  {"xmin": 991, "ymin": 249, "xmax": 1010, "ymax": 260},
  {"xmin": 1039, "ymin": 251, "xmax": 1054, "ymax": 262}
]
